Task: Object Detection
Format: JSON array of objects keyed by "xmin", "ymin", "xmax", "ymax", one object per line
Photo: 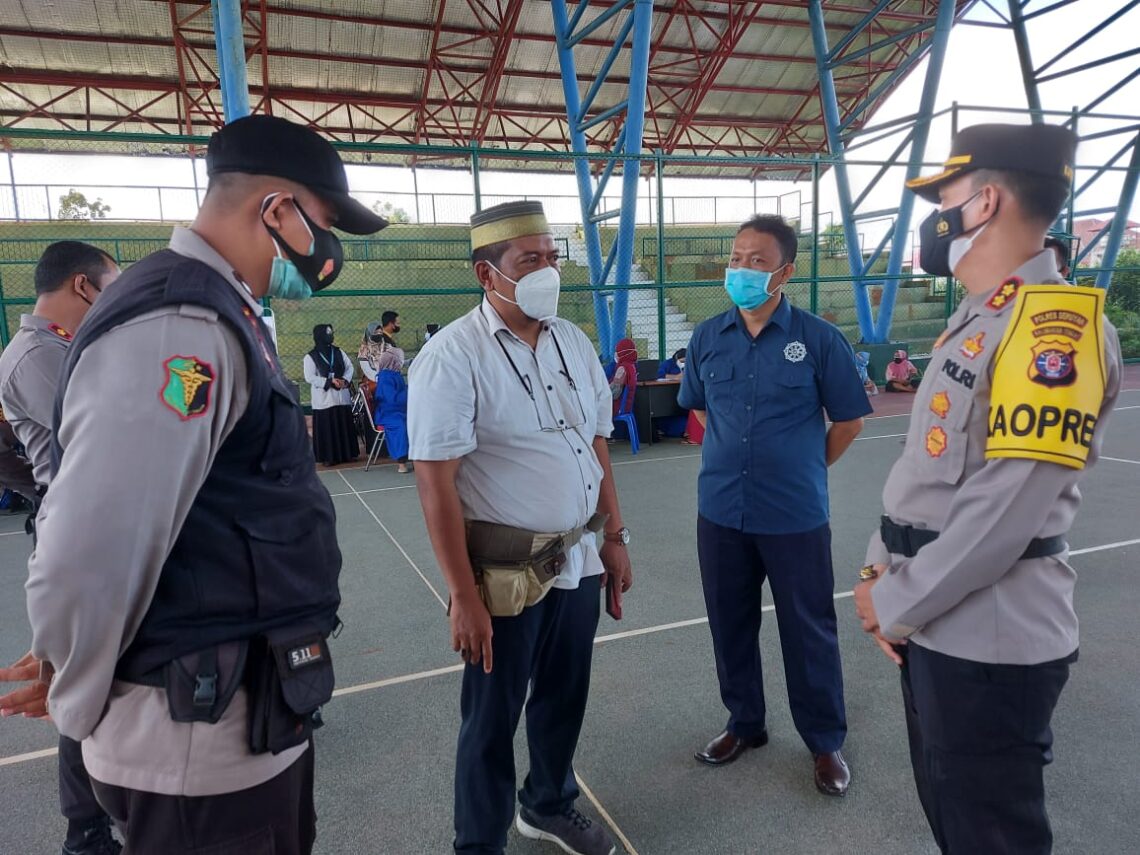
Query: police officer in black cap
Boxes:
[
  {"xmin": 854, "ymin": 123, "xmax": 1123, "ymax": 853},
  {"xmin": 21, "ymin": 115, "xmax": 386, "ymax": 854}
]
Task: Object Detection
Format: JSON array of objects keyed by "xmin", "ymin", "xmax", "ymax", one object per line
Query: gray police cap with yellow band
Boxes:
[
  {"xmin": 471, "ymin": 201, "xmax": 551, "ymax": 251},
  {"xmin": 907, "ymin": 122, "xmax": 1077, "ymax": 203}
]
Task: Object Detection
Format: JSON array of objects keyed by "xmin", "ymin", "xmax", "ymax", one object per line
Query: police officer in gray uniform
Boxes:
[
  {"xmin": 20, "ymin": 116, "xmax": 386, "ymax": 854},
  {"xmin": 0, "ymin": 241, "xmax": 121, "ymax": 855},
  {"xmin": 853, "ymin": 123, "xmax": 1124, "ymax": 853}
]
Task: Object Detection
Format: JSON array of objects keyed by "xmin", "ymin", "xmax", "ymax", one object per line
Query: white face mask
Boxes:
[
  {"xmin": 486, "ymin": 263, "xmax": 561, "ymax": 321},
  {"xmin": 948, "ymin": 196, "xmax": 990, "ymax": 276}
]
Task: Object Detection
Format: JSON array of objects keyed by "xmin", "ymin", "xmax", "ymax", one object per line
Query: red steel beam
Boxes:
[{"xmin": 660, "ymin": 1, "xmax": 770, "ymax": 153}]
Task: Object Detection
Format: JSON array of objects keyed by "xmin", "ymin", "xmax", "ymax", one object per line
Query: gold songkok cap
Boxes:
[{"xmin": 470, "ymin": 200, "xmax": 550, "ymax": 251}]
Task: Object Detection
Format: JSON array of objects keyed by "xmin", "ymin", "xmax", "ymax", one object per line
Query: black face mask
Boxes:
[
  {"xmin": 917, "ymin": 191, "xmax": 984, "ymax": 277},
  {"xmin": 392, "ymin": 325, "xmax": 401, "ymax": 334},
  {"xmin": 263, "ymin": 196, "xmax": 345, "ymax": 291},
  {"xmin": 893, "ymin": 357, "xmax": 902, "ymax": 364},
  {"xmin": 77, "ymin": 277, "xmax": 103, "ymax": 307}
]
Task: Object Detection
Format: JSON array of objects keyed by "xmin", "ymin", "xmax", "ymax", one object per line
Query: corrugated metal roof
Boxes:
[{"xmin": 0, "ymin": 1, "xmax": 971, "ymax": 174}]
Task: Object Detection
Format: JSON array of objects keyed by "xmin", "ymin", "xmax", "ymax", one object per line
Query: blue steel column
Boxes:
[
  {"xmin": 552, "ymin": 0, "xmax": 654, "ymax": 358},
  {"xmin": 808, "ymin": 0, "xmax": 874, "ymax": 343},
  {"xmin": 873, "ymin": 0, "xmax": 956, "ymax": 343},
  {"xmin": 211, "ymin": 0, "xmax": 252, "ymax": 121},
  {"xmin": 1008, "ymin": 0, "xmax": 1043, "ymax": 123},
  {"xmin": 609, "ymin": 0, "xmax": 653, "ymax": 350},
  {"xmin": 1096, "ymin": 132, "xmax": 1140, "ymax": 289}
]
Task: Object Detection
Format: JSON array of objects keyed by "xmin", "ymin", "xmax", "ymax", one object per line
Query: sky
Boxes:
[{"xmin": 3, "ymin": 0, "xmax": 1138, "ymax": 250}]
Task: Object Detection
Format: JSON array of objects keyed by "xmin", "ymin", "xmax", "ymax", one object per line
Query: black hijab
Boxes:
[{"xmin": 308, "ymin": 324, "xmax": 347, "ymax": 379}]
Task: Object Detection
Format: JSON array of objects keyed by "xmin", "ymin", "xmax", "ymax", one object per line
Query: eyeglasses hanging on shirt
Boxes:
[{"xmin": 494, "ymin": 326, "xmax": 588, "ymax": 432}]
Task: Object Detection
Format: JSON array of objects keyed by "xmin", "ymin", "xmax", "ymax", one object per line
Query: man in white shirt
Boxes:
[{"xmin": 409, "ymin": 201, "xmax": 633, "ymax": 855}]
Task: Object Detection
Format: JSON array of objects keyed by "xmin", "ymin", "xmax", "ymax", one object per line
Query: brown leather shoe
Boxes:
[
  {"xmin": 813, "ymin": 750, "xmax": 851, "ymax": 796},
  {"xmin": 695, "ymin": 729, "xmax": 769, "ymax": 766}
]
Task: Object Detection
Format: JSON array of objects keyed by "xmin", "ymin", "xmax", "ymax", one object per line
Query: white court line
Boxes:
[
  {"xmin": 1070, "ymin": 538, "xmax": 1140, "ymax": 556},
  {"xmin": 335, "ymin": 471, "xmax": 448, "ymax": 611},
  {"xmin": 0, "ymin": 747, "xmax": 56, "ymax": 767},
  {"xmin": 1113, "ymin": 405, "xmax": 1140, "ymax": 412},
  {"xmin": 327, "ymin": 484, "xmax": 417, "ymax": 499},
  {"xmin": 854, "ymin": 432, "xmax": 908, "ymax": 441},
  {"xmin": 1101, "ymin": 456, "xmax": 1140, "ymax": 466},
  {"xmin": 575, "ymin": 772, "xmax": 642, "ymax": 855},
  {"xmin": 0, "ymin": 531, "xmax": 25, "ymax": 537},
  {"xmin": 613, "ymin": 453, "xmax": 699, "ymax": 466},
  {"xmin": 1, "ymin": 538, "xmax": 1133, "ymax": 771}
]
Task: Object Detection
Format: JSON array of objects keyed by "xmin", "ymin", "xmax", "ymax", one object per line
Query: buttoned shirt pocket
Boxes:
[
  {"xmin": 702, "ymin": 360, "xmax": 736, "ymax": 413},
  {"xmin": 776, "ymin": 363, "xmax": 818, "ymax": 402}
]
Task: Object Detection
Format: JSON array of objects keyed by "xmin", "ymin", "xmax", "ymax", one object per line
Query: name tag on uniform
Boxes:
[{"xmin": 986, "ymin": 285, "xmax": 1106, "ymax": 469}]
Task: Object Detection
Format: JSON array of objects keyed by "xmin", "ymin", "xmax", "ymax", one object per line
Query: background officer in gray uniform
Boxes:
[
  {"xmin": 854, "ymin": 123, "xmax": 1123, "ymax": 854},
  {"xmin": 0, "ymin": 241, "xmax": 121, "ymax": 855},
  {"xmin": 20, "ymin": 116, "xmax": 385, "ymax": 855}
]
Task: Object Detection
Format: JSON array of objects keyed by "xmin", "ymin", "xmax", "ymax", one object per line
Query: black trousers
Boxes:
[
  {"xmin": 454, "ymin": 581, "xmax": 601, "ymax": 855},
  {"xmin": 59, "ymin": 735, "xmax": 112, "ymax": 846},
  {"xmin": 901, "ymin": 643, "xmax": 1074, "ymax": 854},
  {"xmin": 90, "ymin": 744, "xmax": 315, "ymax": 855},
  {"xmin": 696, "ymin": 516, "xmax": 847, "ymax": 753}
]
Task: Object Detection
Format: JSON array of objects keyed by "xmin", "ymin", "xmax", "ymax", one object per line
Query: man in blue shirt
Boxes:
[{"xmin": 679, "ymin": 215, "xmax": 871, "ymax": 797}]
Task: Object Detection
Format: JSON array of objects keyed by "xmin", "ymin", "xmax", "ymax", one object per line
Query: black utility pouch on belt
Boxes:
[
  {"xmin": 247, "ymin": 624, "xmax": 335, "ymax": 755},
  {"xmin": 163, "ymin": 640, "xmax": 248, "ymax": 724}
]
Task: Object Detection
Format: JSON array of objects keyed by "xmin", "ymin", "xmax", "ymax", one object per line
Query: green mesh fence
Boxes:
[{"xmin": 6, "ymin": 227, "xmax": 1137, "ymax": 409}]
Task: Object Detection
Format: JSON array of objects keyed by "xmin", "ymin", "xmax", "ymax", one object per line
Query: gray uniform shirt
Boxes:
[
  {"xmin": 867, "ymin": 250, "xmax": 1123, "ymax": 665},
  {"xmin": 0, "ymin": 314, "xmax": 72, "ymax": 488},
  {"xmin": 26, "ymin": 227, "xmax": 306, "ymax": 795}
]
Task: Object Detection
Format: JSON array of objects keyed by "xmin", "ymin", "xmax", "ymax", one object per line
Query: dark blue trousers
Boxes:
[
  {"xmin": 901, "ymin": 643, "xmax": 1074, "ymax": 854},
  {"xmin": 454, "ymin": 580, "xmax": 601, "ymax": 855},
  {"xmin": 696, "ymin": 516, "xmax": 846, "ymax": 754},
  {"xmin": 60, "ymin": 733, "xmax": 109, "ymax": 847}
]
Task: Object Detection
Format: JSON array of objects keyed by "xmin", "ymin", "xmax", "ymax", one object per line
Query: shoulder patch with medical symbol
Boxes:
[
  {"xmin": 783, "ymin": 341, "xmax": 807, "ymax": 363},
  {"xmin": 160, "ymin": 355, "xmax": 215, "ymax": 421},
  {"xmin": 925, "ymin": 425, "xmax": 948, "ymax": 458},
  {"xmin": 986, "ymin": 277, "xmax": 1022, "ymax": 311},
  {"xmin": 987, "ymin": 285, "xmax": 1106, "ymax": 470},
  {"xmin": 930, "ymin": 391, "xmax": 951, "ymax": 419},
  {"xmin": 959, "ymin": 332, "xmax": 985, "ymax": 359}
]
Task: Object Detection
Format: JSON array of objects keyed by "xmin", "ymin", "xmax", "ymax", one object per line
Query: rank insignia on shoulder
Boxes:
[
  {"xmin": 986, "ymin": 285, "xmax": 1106, "ymax": 470},
  {"xmin": 960, "ymin": 332, "xmax": 985, "ymax": 359},
  {"xmin": 986, "ymin": 277, "xmax": 1023, "ymax": 311},
  {"xmin": 925, "ymin": 425, "xmax": 948, "ymax": 458},
  {"xmin": 161, "ymin": 355, "xmax": 215, "ymax": 421},
  {"xmin": 930, "ymin": 391, "xmax": 951, "ymax": 419},
  {"xmin": 47, "ymin": 323, "xmax": 72, "ymax": 340}
]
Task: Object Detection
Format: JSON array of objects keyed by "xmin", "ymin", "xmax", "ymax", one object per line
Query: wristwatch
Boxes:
[{"xmin": 604, "ymin": 527, "xmax": 631, "ymax": 546}]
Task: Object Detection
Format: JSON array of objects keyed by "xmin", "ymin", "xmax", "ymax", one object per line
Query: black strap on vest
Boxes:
[{"xmin": 880, "ymin": 516, "xmax": 1066, "ymax": 560}]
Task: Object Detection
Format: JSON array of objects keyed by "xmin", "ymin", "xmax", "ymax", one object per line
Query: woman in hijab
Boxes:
[
  {"xmin": 303, "ymin": 324, "xmax": 358, "ymax": 465},
  {"xmin": 884, "ymin": 348, "xmax": 920, "ymax": 393},
  {"xmin": 372, "ymin": 349, "xmax": 411, "ymax": 473},
  {"xmin": 609, "ymin": 337, "xmax": 639, "ymax": 417}
]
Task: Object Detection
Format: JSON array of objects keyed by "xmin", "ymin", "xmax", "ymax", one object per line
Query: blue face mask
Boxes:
[
  {"xmin": 268, "ymin": 245, "xmax": 315, "ymax": 301},
  {"xmin": 724, "ymin": 266, "xmax": 777, "ymax": 310}
]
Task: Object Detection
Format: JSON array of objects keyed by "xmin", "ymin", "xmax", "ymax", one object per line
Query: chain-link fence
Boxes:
[{"xmin": 2, "ymin": 134, "xmax": 1138, "ymax": 410}]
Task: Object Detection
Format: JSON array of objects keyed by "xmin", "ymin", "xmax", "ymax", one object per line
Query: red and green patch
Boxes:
[{"xmin": 160, "ymin": 355, "xmax": 215, "ymax": 420}]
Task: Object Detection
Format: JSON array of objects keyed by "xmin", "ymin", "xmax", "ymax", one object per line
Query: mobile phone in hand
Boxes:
[{"xmin": 605, "ymin": 574, "xmax": 623, "ymax": 620}]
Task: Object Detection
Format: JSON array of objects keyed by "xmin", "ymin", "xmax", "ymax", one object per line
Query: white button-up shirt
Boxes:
[{"xmin": 408, "ymin": 299, "xmax": 614, "ymax": 589}]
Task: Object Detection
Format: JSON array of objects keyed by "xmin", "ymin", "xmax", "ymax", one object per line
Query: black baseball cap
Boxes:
[
  {"xmin": 907, "ymin": 123, "xmax": 1077, "ymax": 203},
  {"xmin": 206, "ymin": 115, "xmax": 388, "ymax": 235}
]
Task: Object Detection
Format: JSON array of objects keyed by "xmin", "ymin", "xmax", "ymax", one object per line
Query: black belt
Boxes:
[{"xmin": 880, "ymin": 516, "xmax": 1067, "ymax": 560}]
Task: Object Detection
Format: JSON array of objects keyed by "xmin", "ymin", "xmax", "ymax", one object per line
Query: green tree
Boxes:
[
  {"xmin": 1104, "ymin": 247, "xmax": 1140, "ymax": 313},
  {"xmin": 57, "ymin": 189, "xmax": 111, "ymax": 220},
  {"xmin": 372, "ymin": 200, "xmax": 410, "ymax": 224}
]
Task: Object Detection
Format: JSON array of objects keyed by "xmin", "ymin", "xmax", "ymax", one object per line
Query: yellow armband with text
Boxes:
[{"xmin": 986, "ymin": 285, "xmax": 1106, "ymax": 469}]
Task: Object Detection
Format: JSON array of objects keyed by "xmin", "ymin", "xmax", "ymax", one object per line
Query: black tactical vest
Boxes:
[{"xmin": 50, "ymin": 250, "xmax": 341, "ymax": 679}]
